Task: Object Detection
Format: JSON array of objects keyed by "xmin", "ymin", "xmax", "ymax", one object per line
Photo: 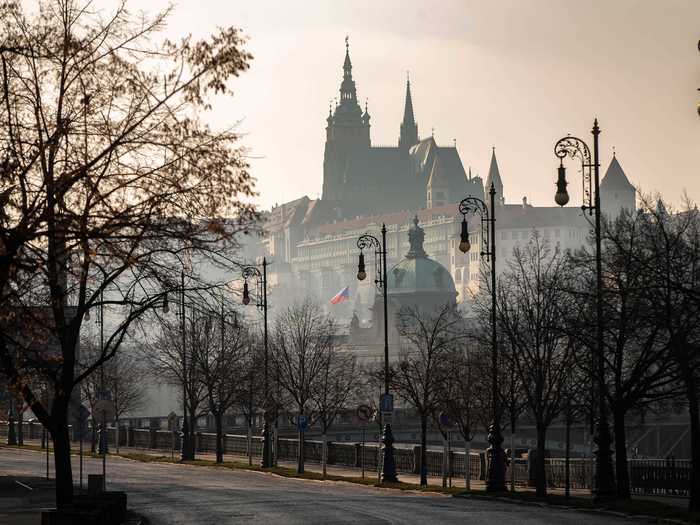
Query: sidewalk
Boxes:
[
  {"xmin": 6, "ymin": 439, "xmax": 688, "ymax": 508},
  {"xmin": 0, "ymin": 475, "xmax": 56, "ymax": 525}
]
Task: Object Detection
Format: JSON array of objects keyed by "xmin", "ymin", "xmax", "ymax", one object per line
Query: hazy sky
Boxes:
[{"xmin": 140, "ymin": 0, "xmax": 699, "ymax": 210}]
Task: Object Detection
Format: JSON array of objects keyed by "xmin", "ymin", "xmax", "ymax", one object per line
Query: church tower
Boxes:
[
  {"xmin": 398, "ymin": 76, "xmax": 419, "ymax": 152},
  {"xmin": 484, "ymin": 148, "xmax": 505, "ymax": 206},
  {"xmin": 322, "ymin": 38, "xmax": 371, "ymax": 202}
]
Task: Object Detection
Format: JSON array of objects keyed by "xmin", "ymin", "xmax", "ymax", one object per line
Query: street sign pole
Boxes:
[
  {"xmin": 79, "ymin": 426, "xmax": 83, "ymax": 490},
  {"xmin": 361, "ymin": 428, "xmax": 365, "ymax": 479},
  {"xmin": 448, "ymin": 430, "xmax": 452, "ymax": 488}
]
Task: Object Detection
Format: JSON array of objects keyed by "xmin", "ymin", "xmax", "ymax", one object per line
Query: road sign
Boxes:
[
  {"xmin": 356, "ymin": 404, "xmax": 372, "ymax": 422},
  {"xmin": 439, "ymin": 411, "xmax": 453, "ymax": 428},
  {"xmin": 380, "ymin": 393, "xmax": 393, "ymax": 415},
  {"xmin": 296, "ymin": 414, "xmax": 309, "ymax": 432}
]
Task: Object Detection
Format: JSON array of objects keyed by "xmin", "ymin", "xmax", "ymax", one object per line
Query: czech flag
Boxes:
[{"xmin": 330, "ymin": 286, "xmax": 350, "ymax": 305}]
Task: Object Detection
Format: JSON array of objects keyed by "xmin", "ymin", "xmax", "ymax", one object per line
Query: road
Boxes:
[{"xmin": 0, "ymin": 448, "xmax": 629, "ymax": 524}]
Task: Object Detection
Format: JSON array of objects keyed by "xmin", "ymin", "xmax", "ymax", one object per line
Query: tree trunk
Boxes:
[
  {"xmin": 297, "ymin": 428, "xmax": 305, "ymax": 474},
  {"xmin": 613, "ymin": 406, "xmax": 631, "ymax": 499},
  {"xmin": 322, "ymin": 433, "xmax": 327, "ymax": 479},
  {"xmin": 565, "ymin": 415, "xmax": 571, "ymax": 499},
  {"xmin": 535, "ymin": 422, "xmax": 547, "ymax": 497},
  {"xmin": 18, "ymin": 406, "xmax": 24, "ymax": 445},
  {"xmin": 420, "ymin": 414, "xmax": 428, "ymax": 488},
  {"xmin": 684, "ymin": 368, "xmax": 700, "ymax": 512},
  {"xmin": 465, "ymin": 440, "xmax": 471, "ymax": 490},
  {"xmin": 52, "ymin": 415, "xmax": 74, "ymax": 508},
  {"xmin": 90, "ymin": 417, "xmax": 97, "ymax": 453},
  {"xmin": 215, "ymin": 412, "xmax": 224, "ymax": 464},
  {"xmin": 247, "ymin": 421, "xmax": 252, "ymax": 466},
  {"xmin": 510, "ymin": 429, "xmax": 515, "ymax": 492},
  {"xmin": 115, "ymin": 416, "xmax": 120, "ymax": 454}
]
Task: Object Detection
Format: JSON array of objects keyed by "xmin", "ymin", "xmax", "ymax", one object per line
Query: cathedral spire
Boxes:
[
  {"xmin": 399, "ymin": 72, "xmax": 419, "ymax": 151},
  {"xmin": 403, "ymin": 73, "xmax": 415, "ymax": 125},
  {"xmin": 343, "ymin": 35, "xmax": 352, "ymax": 77},
  {"xmin": 485, "ymin": 147, "xmax": 505, "ymax": 205},
  {"xmin": 339, "ymin": 36, "xmax": 358, "ymax": 105}
]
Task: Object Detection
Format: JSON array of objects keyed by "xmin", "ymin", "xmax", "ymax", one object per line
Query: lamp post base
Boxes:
[
  {"xmin": 381, "ymin": 424, "xmax": 399, "ymax": 483},
  {"xmin": 7, "ymin": 417, "xmax": 17, "ymax": 446},
  {"xmin": 261, "ymin": 416, "xmax": 273, "ymax": 469},
  {"xmin": 180, "ymin": 419, "xmax": 191, "ymax": 461},
  {"xmin": 485, "ymin": 421, "xmax": 507, "ymax": 492},
  {"xmin": 592, "ymin": 419, "xmax": 616, "ymax": 501}
]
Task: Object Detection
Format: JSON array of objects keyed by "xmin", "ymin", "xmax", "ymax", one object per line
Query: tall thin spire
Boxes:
[
  {"xmin": 485, "ymin": 147, "xmax": 504, "ymax": 205},
  {"xmin": 343, "ymin": 35, "xmax": 352, "ymax": 76},
  {"xmin": 399, "ymin": 72, "xmax": 418, "ymax": 151},
  {"xmin": 338, "ymin": 36, "xmax": 358, "ymax": 105},
  {"xmin": 402, "ymin": 73, "xmax": 415, "ymax": 125}
]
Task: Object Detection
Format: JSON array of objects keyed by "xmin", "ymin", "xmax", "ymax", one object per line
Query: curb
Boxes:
[{"xmin": 455, "ymin": 492, "xmax": 693, "ymax": 524}]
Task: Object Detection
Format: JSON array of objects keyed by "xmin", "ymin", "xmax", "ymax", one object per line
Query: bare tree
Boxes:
[
  {"xmin": 393, "ymin": 303, "xmax": 464, "ymax": 488},
  {"xmin": 310, "ymin": 345, "xmax": 359, "ymax": 478},
  {"xmin": 567, "ymin": 209, "xmax": 680, "ymax": 498},
  {"xmin": 144, "ymin": 315, "xmax": 208, "ymax": 460},
  {"xmin": 496, "ymin": 235, "xmax": 575, "ymax": 497},
  {"xmin": 194, "ymin": 298, "xmax": 248, "ymax": 463},
  {"xmin": 80, "ymin": 337, "xmax": 147, "ymax": 453},
  {"xmin": 440, "ymin": 349, "xmax": 477, "ymax": 489},
  {"xmin": 0, "ymin": 0, "xmax": 257, "ymax": 505},
  {"xmin": 270, "ymin": 299, "xmax": 334, "ymax": 474},
  {"xmin": 641, "ymin": 197, "xmax": 700, "ymax": 512},
  {"xmin": 236, "ymin": 330, "xmax": 264, "ymax": 465}
]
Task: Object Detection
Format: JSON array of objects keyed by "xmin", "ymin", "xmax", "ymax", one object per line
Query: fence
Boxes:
[{"xmin": 0, "ymin": 421, "xmax": 691, "ymax": 495}]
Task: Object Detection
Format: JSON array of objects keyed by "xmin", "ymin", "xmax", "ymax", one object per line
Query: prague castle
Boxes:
[
  {"xmin": 322, "ymin": 39, "xmax": 483, "ymax": 218},
  {"xmin": 254, "ymin": 40, "xmax": 637, "ymax": 339}
]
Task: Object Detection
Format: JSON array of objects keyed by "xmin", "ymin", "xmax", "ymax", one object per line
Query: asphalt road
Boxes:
[{"xmin": 0, "ymin": 448, "xmax": 630, "ymax": 524}]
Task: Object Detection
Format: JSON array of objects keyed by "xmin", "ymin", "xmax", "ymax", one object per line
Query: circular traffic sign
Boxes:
[
  {"xmin": 439, "ymin": 411, "xmax": 453, "ymax": 428},
  {"xmin": 356, "ymin": 404, "xmax": 372, "ymax": 422}
]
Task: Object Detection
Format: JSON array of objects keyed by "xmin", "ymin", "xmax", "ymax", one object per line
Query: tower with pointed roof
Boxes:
[
  {"xmin": 399, "ymin": 76, "xmax": 419, "ymax": 151},
  {"xmin": 322, "ymin": 37, "xmax": 371, "ymax": 202},
  {"xmin": 484, "ymin": 148, "xmax": 505, "ymax": 206},
  {"xmin": 600, "ymin": 154, "xmax": 635, "ymax": 217}
]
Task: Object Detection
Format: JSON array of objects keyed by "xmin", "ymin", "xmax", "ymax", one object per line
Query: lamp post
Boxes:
[
  {"xmin": 356, "ymin": 224, "xmax": 398, "ymax": 483},
  {"xmin": 458, "ymin": 183, "xmax": 506, "ymax": 492},
  {"xmin": 553, "ymin": 119, "xmax": 616, "ymax": 501},
  {"xmin": 241, "ymin": 258, "xmax": 272, "ymax": 469}
]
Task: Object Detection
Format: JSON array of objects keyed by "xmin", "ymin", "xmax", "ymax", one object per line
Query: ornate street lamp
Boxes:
[
  {"xmin": 356, "ymin": 225, "xmax": 398, "ymax": 483},
  {"xmin": 458, "ymin": 183, "xmax": 506, "ymax": 492},
  {"xmin": 241, "ymin": 258, "xmax": 272, "ymax": 469},
  {"xmin": 553, "ymin": 119, "xmax": 616, "ymax": 501}
]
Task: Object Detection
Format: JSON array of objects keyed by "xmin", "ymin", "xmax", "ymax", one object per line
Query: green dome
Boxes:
[{"xmin": 387, "ymin": 216, "xmax": 456, "ymax": 296}]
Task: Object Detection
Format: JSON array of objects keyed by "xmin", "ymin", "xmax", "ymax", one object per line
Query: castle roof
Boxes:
[
  {"xmin": 427, "ymin": 154, "xmax": 449, "ymax": 188},
  {"xmin": 484, "ymin": 148, "xmax": 504, "ymax": 200},
  {"xmin": 601, "ymin": 155, "xmax": 634, "ymax": 192}
]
